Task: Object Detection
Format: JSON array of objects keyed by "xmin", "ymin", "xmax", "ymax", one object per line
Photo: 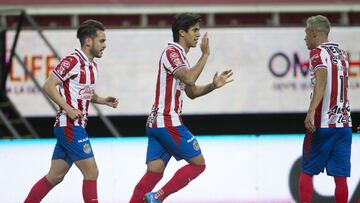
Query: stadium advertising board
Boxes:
[{"xmin": 6, "ymin": 28, "xmax": 360, "ymax": 116}]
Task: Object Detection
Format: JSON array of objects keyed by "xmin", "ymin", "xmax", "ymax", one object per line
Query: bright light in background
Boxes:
[{"xmin": 0, "ymin": 135, "xmax": 359, "ymax": 203}]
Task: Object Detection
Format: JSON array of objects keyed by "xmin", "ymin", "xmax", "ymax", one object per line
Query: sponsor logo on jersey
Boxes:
[
  {"xmin": 187, "ymin": 136, "xmax": 195, "ymax": 143},
  {"xmin": 147, "ymin": 106, "xmax": 158, "ymax": 124},
  {"xmin": 56, "ymin": 66, "xmax": 66, "ymax": 75},
  {"xmin": 310, "ymin": 53, "xmax": 319, "ymax": 63},
  {"xmin": 78, "ymin": 137, "xmax": 89, "ymax": 143},
  {"xmin": 170, "ymin": 52, "xmax": 180, "ymax": 59},
  {"xmin": 79, "ymin": 86, "xmax": 94, "ymax": 100},
  {"xmin": 173, "ymin": 58, "xmax": 182, "ymax": 66},
  {"xmin": 328, "ymin": 105, "xmax": 350, "ymax": 114},
  {"xmin": 328, "ymin": 113, "xmax": 352, "ymax": 124}
]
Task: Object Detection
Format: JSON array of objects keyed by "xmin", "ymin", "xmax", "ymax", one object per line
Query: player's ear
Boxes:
[
  {"xmin": 311, "ymin": 28, "xmax": 317, "ymax": 38},
  {"xmin": 84, "ymin": 37, "xmax": 92, "ymax": 47},
  {"xmin": 179, "ymin": 30, "xmax": 186, "ymax": 37}
]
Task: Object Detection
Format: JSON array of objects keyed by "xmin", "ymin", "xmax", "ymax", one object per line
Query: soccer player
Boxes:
[
  {"xmin": 299, "ymin": 15, "xmax": 352, "ymax": 203},
  {"xmin": 129, "ymin": 13, "xmax": 233, "ymax": 203},
  {"xmin": 24, "ymin": 19, "xmax": 118, "ymax": 203}
]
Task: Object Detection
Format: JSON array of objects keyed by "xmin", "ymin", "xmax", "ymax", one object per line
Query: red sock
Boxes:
[
  {"xmin": 24, "ymin": 176, "xmax": 54, "ymax": 203},
  {"xmin": 129, "ymin": 171, "xmax": 163, "ymax": 203},
  {"xmin": 298, "ymin": 172, "xmax": 313, "ymax": 203},
  {"xmin": 334, "ymin": 177, "xmax": 348, "ymax": 203},
  {"xmin": 83, "ymin": 180, "xmax": 98, "ymax": 203},
  {"xmin": 156, "ymin": 164, "xmax": 206, "ymax": 201}
]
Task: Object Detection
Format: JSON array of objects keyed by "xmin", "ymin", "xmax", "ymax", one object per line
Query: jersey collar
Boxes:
[
  {"xmin": 168, "ymin": 42, "xmax": 185, "ymax": 54},
  {"xmin": 75, "ymin": 48, "xmax": 91, "ymax": 64},
  {"xmin": 320, "ymin": 42, "xmax": 339, "ymax": 47}
]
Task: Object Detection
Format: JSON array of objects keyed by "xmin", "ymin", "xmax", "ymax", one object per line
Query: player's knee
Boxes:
[
  {"xmin": 147, "ymin": 159, "xmax": 166, "ymax": 173},
  {"xmin": 188, "ymin": 154, "xmax": 206, "ymax": 165},
  {"xmin": 147, "ymin": 164, "xmax": 165, "ymax": 173},
  {"xmin": 194, "ymin": 163, "xmax": 206, "ymax": 174},
  {"xmin": 47, "ymin": 173, "xmax": 65, "ymax": 185},
  {"xmin": 89, "ymin": 167, "xmax": 99, "ymax": 179},
  {"xmin": 54, "ymin": 175, "xmax": 65, "ymax": 184},
  {"xmin": 83, "ymin": 166, "xmax": 99, "ymax": 180}
]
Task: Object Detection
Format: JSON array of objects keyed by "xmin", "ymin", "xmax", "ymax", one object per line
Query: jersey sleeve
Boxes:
[
  {"xmin": 163, "ymin": 48, "xmax": 188, "ymax": 75},
  {"xmin": 309, "ymin": 48, "xmax": 327, "ymax": 72},
  {"xmin": 52, "ymin": 55, "xmax": 79, "ymax": 82}
]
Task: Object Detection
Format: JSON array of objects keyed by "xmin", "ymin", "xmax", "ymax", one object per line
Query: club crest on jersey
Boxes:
[
  {"xmin": 193, "ymin": 140, "xmax": 200, "ymax": 151},
  {"xmin": 55, "ymin": 59, "xmax": 71, "ymax": 75},
  {"xmin": 83, "ymin": 143, "xmax": 92, "ymax": 154},
  {"xmin": 61, "ymin": 60, "xmax": 71, "ymax": 69}
]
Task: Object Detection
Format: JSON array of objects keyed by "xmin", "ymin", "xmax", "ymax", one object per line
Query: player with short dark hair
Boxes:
[
  {"xmin": 24, "ymin": 19, "xmax": 118, "ymax": 203},
  {"xmin": 129, "ymin": 13, "xmax": 233, "ymax": 203}
]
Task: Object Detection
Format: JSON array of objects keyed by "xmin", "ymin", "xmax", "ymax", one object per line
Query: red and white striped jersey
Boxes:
[
  {"xmin": 309, "ymin": 42, "xmax": 352, "ymax": 128},
  {"xmin": 147, "ymin": 42, "xmax": 190, "ymax": 128},
  {"xmin": 52, "ymin": 48, "xmax": 98, "ymax": 128}
]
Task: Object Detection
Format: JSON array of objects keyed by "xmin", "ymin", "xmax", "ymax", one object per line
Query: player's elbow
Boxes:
[
  {"xmin": 42, "ymin": 82, "xmax": 49, "ymax": 93},
  {"xmin": 185, "ymin": 89, "xmax": 197, "ymax": 100},
  {"xmin": 187, "ymin": 94, "xmax": 197, "ymax": 100},
  {"xmin": 183, "ymin": 78, "xmax": 196, "ymax": 86},
  {"xmin": 176, "ymin": 70, "xmax": 196, "ymax": 86}
]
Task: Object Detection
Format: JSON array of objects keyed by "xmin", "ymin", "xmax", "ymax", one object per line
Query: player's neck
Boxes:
[
  {"xmin": 315, "ymin": 37, "xmax": 329, "ymax": 47},
  {"xmin": 81, "ymin": 48, "xmax": 94, "ymax": 63},
  {"xmin": 178, "ymin": 41, "xmax": 190, "ymax": 53}
]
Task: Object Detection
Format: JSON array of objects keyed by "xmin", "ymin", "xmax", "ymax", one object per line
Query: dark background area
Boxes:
[{"xmin": 27, "ymin": 112, "xmax": 360, "ymax": 137}]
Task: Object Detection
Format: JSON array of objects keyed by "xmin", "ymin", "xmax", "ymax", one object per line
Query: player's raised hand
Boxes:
[
  {"xmin": 212, "ymin": 69, "xmax": 234, "ymax": 89},
  {"xmin": 200, "ymin": 32, "xmax": 210, "ymax": 56},
  {"xmin": 104, "ymin": 96, "xmax": 119, "ymax": 108},
  {"xmin": 67, "ymin": 108, "xmax": 84, "ymax": 120}
]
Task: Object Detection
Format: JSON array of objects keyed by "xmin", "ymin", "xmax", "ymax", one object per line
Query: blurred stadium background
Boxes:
[{"xmin": 0, "ymin": 0, "xmax": 359, "ymax": 202}]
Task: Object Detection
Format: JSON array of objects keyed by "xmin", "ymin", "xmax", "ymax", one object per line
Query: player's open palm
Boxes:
[
  {"xmin": 212, "ymin": 69, "xmax": 234, "ymax": 89},
  {"xmin": 200, "ymin": 32, "xmax": 210, "ymax": 56}
]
